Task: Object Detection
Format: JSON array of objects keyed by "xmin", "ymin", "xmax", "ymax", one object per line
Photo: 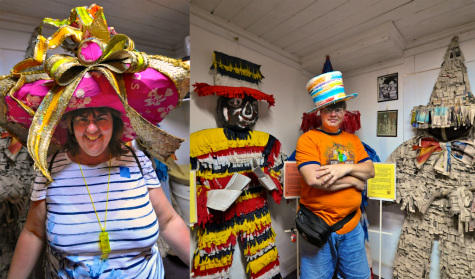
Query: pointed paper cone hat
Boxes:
[{"xmin": 411, "ymin": 36, "xmax": 473, "ymax": 134}]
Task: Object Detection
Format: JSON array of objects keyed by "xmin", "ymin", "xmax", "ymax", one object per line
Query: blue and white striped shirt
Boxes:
[{"xmin": 31, "ymin": 149, "xmax": 164, "ymax": 279}]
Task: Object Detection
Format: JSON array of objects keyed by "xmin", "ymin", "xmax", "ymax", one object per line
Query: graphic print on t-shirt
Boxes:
[{"xmin": 324, "ymin": 142, "xmax": 356, "ymax": 165}]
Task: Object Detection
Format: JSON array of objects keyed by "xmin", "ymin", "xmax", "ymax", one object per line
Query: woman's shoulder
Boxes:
[
  {"xmin": 116, "ymin": 146, "xmax": 152, "ymax": 168},
  {"xmin": 47, "ymin": 150, "xmax": 72, "ymax": 174}
]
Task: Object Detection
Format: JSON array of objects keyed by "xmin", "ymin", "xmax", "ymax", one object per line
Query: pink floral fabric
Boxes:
[{"xmin": 5, "ymin": 68, "xmax": 178, "ymax": 145}]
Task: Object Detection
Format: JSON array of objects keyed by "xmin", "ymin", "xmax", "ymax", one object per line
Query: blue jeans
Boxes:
[{"xmin": 300, "ymin": 223, "xmax": 370, "ymax": 279}]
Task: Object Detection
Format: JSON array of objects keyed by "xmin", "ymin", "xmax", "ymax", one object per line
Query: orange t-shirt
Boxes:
[{"xmin": 296, "ymin": 129, "xmax": 371, "ymax": 234}]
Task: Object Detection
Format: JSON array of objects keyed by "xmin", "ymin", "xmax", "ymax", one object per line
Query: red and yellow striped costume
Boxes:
[{"xmin": 191, "ymin": 128, "xmax": 285, "ymax": 279}]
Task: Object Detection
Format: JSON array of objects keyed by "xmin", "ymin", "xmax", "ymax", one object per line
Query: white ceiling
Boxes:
[
  {"xmin": 1, "ymin": 0, "xmax": 474, "ymax": 73},
  {"xmin": 0, "ymin": 0, "xmax": 190, "ymax": 58},
  {"xmin": 191, "ymin": 0, "xmax": 475, "ymax": 74}
]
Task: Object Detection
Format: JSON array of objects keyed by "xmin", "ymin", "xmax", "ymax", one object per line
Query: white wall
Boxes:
[{"xmin": 190, "ymin": 17, "xmax": 314, "ymax": 278}]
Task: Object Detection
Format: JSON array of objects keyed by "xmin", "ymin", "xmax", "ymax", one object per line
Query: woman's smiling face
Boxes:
[{"xmin": 73, "ymin": 110, "xmax": 113, "ymax": 159}]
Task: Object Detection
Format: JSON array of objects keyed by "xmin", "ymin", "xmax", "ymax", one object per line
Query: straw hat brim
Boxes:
[{"xmin": 307, "ymin": 93, "xmax": 358, "ymax": 114}]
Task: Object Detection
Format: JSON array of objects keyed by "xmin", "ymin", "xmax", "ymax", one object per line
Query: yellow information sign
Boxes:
[{"xmin": 367, "ymin": 163, "xmax": 396, "ymax": 201}]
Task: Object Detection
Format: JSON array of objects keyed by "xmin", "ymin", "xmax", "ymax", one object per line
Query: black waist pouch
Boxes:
[{"xmin": 295, "ymin": 203, "xmax": 356, "ymax": 247}]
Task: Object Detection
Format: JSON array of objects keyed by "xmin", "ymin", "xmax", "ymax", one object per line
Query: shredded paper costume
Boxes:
[
  {"xmin": 0, "ymin": 129, "xmax": 37, "ymax": 278},
  {"xmin": 389, "ymin": 36, "xmax": 475, "ymax": 279}
]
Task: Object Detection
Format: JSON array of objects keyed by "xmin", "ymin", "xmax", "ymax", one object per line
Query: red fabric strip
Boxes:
[{"xmin": 193, "ymin": 83, "xmax": 275, "ymax": 106}]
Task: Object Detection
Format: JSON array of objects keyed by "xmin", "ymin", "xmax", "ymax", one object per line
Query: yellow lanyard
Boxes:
[{"xmin": 76, "ymin": 154, "xmax": 112, "ymax": 254}]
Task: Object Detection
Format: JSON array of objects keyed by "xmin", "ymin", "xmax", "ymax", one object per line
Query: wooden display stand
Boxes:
[
  {"xmin": 367, "ymin": 163, "xmax": 397, "ymax": 278},
  {"xmin": 283, "ymin": 161, "xmax": 301, "ymax": 276}
]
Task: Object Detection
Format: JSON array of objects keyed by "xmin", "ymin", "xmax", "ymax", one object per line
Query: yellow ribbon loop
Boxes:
[
  {"xmin": 42, "ymin": 37, "xmax": 148, "ymax": 86},
  {"xmin": 10, "ymin": 27, "xmax": 83, "ymax": 75},
  {"xmin": 42, "ymin": 17, "xmax": 70, "ymax": 28},
  {"xmin": 28, "ymin": 82, "xmax": 78, "ymax": 182}
]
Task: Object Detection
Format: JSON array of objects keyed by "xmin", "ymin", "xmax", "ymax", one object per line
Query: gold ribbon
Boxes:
[
  {"xmin": 10, "ymin": 5, "xmax": 108, "ymax": 74},
  {"xmin": 8, "ymin": 5, "xmax": 106, "ymax": 111}
]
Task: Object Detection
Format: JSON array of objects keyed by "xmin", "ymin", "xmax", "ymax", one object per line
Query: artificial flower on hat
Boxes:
[{"xmin": 0, "ymin": 4, "xmax": 189, "ymax": 181}]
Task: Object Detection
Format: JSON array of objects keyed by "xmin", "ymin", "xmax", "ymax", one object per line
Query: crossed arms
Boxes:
[{"xmin": 299, "ymin": 160, "xmax": 375, "ymax": 191}]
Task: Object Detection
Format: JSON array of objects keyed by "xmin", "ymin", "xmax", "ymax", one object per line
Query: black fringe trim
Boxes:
[
  {"xmin": 223, "ymin": 128, "xmax": 252, "ymax": 141},
  {"xmin": 211, "ymin": 51, "xmax": 264, "ymax": 84}
]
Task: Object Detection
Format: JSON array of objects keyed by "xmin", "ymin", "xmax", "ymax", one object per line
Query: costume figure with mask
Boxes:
[{"xmin": 190, "ymin": 83, "xmax": 286, "ymax": 279}]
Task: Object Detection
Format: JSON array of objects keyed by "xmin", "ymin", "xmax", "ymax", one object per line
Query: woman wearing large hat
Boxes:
[{"xmin": 3, "ymin": 5, "xmax": 189, "ymax": 278}]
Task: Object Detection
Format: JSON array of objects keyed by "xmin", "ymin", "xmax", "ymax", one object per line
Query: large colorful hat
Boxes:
[
  {"xmin": 305, "ymin": 71, "xmax": 357, "ymax": 113},
  {"xmin": 0, "ymin": 4, "xmax": 189, "ymax": 181}
]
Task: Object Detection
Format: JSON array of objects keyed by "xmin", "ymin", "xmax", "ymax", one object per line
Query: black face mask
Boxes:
[{"xmin": 217, "ymin": 96, "xmax": 259, "ymax": 131}]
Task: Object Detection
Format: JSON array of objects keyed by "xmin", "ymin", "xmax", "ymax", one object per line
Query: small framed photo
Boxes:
[
  {"xmin": 377, "ymin": 73, "xmax": 398, "ymax": 102},
  {"xmin": 377, "ymin": 110, "xmax": 398, "ymax": 137}
]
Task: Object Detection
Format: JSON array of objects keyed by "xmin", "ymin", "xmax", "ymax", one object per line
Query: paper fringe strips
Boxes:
[
  {"xmin": 193, "ymin": 83, "xmax": 275, "ymax": 106},
  {"xmin": 411, "ymin": 36, "xmax": 473, "ymax": 130},
  {"xmin": 211, "ymin": 51, "xmax": 264, "ymax": 85},
  {"xmin": 192, "ymin": 204, "xmax": 280, "ymax": 279}
]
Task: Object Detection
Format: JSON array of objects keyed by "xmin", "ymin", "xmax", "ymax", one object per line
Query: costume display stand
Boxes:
[
  {"xmin": 283, "ymin": 200, "xmax": 300, "ymax": 277},
  {"xmin": 367, "ymin": 200, "xmax": 394, "ymax": 278},
  {"xmin": 366, "ymin": 162, "xmax": 397, "ymax": 279}
]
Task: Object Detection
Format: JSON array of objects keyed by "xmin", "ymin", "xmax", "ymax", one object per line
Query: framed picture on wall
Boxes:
[
  {"xmin": 377, "ymin": 73, "xmax": 398, "ymax": 102},
  {"xmin": 377, "ymin": 110, "xmax": 398, "ymax": 137}
]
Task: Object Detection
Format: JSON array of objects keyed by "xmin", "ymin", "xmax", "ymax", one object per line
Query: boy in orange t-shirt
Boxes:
[{"xmin": 296, "ymin": 71, "xmax": 374, "ymax": 279}]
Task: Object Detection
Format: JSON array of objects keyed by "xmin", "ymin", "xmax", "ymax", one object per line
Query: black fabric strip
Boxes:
[
  {"xmin": 223, "ymin": 128, "xmax": 252, "ymax": 141},
  {"xmin": 210, "ymin": 51, "xmax": 264, "ymax": 84}
]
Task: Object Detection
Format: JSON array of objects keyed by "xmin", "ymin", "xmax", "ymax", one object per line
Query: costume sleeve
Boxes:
[
  {"xmin": 196, "ymin": 182, "xmax": 212, "ymax": 227},
  {"xmin": 266, "ymin": 136, "xmax": 285, "ymax": 204},
  {"xmin": 135, "ymin": 149, "xmax": 161, "ymax": 189},
  {"xmin": 296, "ymin": 131, "xmax": 321, "ymax": 168}
]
